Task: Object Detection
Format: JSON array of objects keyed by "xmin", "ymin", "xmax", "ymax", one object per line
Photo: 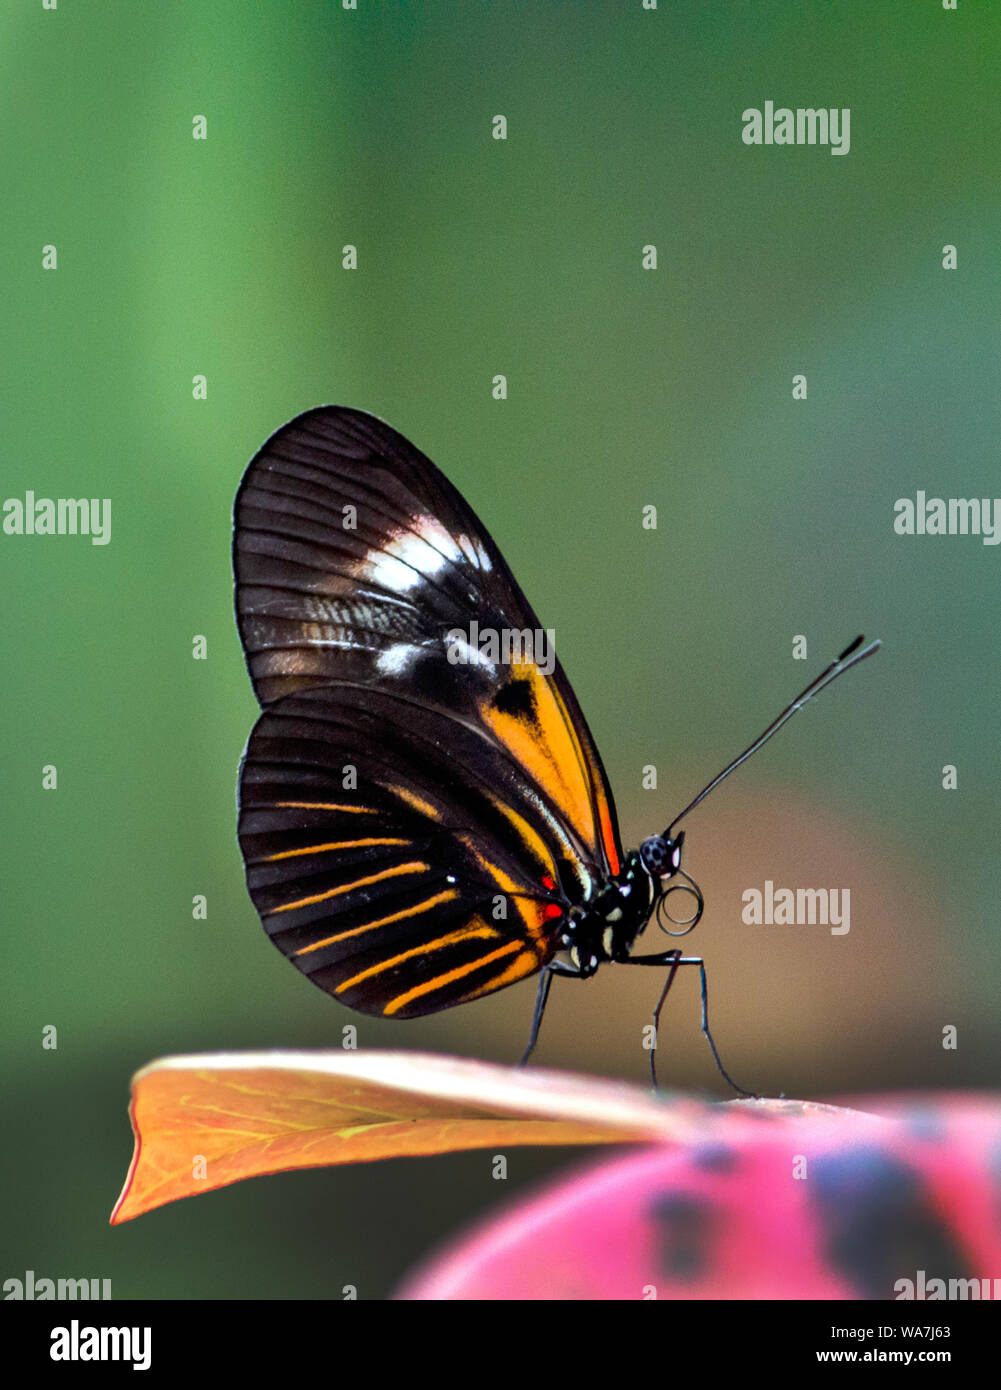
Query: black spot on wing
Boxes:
[
  {"xmin": 493, "ymin": 678, "xmax": 535, "ymax": 717},
  {"xmin": 810, "ymin": 1147, "xmax": 971, "ymax": 1298}
]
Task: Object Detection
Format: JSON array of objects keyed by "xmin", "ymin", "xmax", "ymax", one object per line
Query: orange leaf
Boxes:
[{"xmin": 110, "ymin": 1050, "xmax": 852, "ymax": 1224}]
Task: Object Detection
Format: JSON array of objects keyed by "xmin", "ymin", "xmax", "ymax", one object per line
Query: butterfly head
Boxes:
[
  {"xmin": 639, "ymin": 831, "xmax": 684, "ymax": 879},
  {"xmin": 637, "ymin": 832, "xmax": 706, "ymax": 938}
]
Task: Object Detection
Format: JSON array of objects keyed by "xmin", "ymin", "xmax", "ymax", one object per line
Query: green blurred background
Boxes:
[{"xmin": 2, "ymin": 1, "xmax": 999, "ymax": 1299}]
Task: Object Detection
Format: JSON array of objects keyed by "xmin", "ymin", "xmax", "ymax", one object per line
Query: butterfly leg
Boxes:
[
  {"xmin": 626, "ymin": 950, "xmax": 757, "ymax": 1098},
  {"xmin": 518, "ymin": 960, "xmax": 582, "ymax": 1068}
]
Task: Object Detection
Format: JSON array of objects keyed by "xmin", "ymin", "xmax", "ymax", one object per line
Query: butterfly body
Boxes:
[
  {"xmin": 234, "ymin": 405, "xmax": 878, "ymax": 1087},
  {"xmin": 558, "ymin": 837, "xmax": 689, "ymax": 975}
]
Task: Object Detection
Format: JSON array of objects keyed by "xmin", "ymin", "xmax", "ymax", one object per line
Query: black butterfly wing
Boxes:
[
  {"xmin": 234, "ymin": 406, "xmax": 622, "ymax": 1015},
  {"xmin": 239, "ymin": 684, "xmax": 570, "ymax": 1017}
]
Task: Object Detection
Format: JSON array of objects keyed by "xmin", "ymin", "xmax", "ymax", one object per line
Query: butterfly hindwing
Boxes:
[
  {"xmin": 239, "ymin": 684, "xmax": 569, "ymax": 1016},
  {"xmin": 234, "ymin": 406, "xmax": 623, "ymax": 1014}
]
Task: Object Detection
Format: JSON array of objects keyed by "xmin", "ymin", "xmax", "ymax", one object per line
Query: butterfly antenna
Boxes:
[{"xmin": 664, "ymin": 635, "xmax": 881, "ymax": 839}]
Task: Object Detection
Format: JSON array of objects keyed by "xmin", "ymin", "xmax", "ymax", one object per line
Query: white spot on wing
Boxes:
[
  {"xmin": 359, "ymin": 517, "xmax": 455, "ymax": 592},
  {"xmin": 376, "ymin": 643, "xmax": 419, "ymax": 677},
  {"xmin": 358, "ymin": 515, "xmax": 490, "ymax": 593}
]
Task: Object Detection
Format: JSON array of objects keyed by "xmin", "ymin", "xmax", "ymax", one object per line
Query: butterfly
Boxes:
[{"xmin": 233, "ymin": 406, "xmax": 879, "ymax": 1091}]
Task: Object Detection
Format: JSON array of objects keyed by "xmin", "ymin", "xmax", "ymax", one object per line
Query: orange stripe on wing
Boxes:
[
  {"xmin": 388, "ymin": 785, "xmax": 440, "ymax": 819},
  {"xmin": 334, "ymin": 922, "xmax": 500, "ymax": 995},
  {"xmin": 486, "ymin": 794, "xmax": 557, "ymax": 878},
  {"xmin": 382, "ymin": 940, "xmax": 523, "ymax": 1016},
  {"xmin": 456, "ymin": 834, "xmax": 551, "ymax": 946},
  {"xmin": 263, "ymin": 838, "xmax": 409, "ymax": 861},
  {"xmin": 452, "ymin": 947, "xmax": 543, "ymax": 1005},
  {"xmin": 267, "ymin": 861, "xmax": 429, "ymax": 915},
  {"xmin": 596, "ymin": 794, "xmax": 620, "ymax": 876},
  {"xmin": 292, "ymin": 888, "xmax": 459, "ymax": 955}
]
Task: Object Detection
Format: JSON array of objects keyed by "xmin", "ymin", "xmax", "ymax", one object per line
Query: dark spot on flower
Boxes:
[
  {"xmin": 691, "ymin": 1142, "xmax": 738, "ymax": 1173},
  {"xmin": 810, "ymin": 1147, "xmax": 970, "ymax": 1298},
  {"xmin": 650, "ymin": 1193, "xmax": 712, "ymax": 1281}
]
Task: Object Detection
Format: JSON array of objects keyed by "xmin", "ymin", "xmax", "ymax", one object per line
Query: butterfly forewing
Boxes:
[{"xmin": 234, "ymin": 406, "xmax": 623, "ymax": 1016}]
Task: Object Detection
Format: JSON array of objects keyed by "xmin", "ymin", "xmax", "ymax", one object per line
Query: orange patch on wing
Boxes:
[{"xmin": 480, "ymin": 661, "xmax": 605, "ymax": 869}]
